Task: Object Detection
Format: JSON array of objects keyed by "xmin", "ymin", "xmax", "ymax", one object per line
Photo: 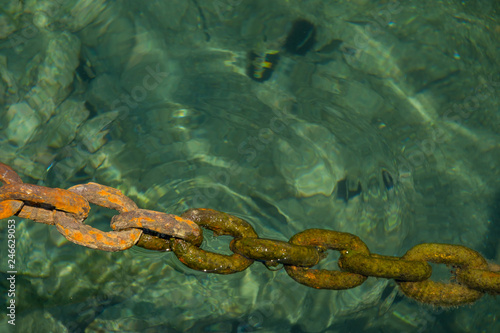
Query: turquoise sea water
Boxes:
[{"xmin": 0, "ymin": 0, "xmax": 499, "ymax": 332}]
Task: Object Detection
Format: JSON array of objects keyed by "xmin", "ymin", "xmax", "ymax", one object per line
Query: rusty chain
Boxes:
[{"xmin": 0, "ymin": 162, "xmax": 498, "ymax": 306}]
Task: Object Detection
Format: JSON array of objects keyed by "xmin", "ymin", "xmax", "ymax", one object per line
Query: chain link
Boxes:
[{"xmin": 0, "ymin": 162, "xmax": 498, "ymax": 306}]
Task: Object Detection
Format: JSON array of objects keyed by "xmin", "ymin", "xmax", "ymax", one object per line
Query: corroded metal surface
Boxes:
[
  {"xmin": 180, "ymin": 208, "xmax": 258, "ymax": 238},
  {"xmin": 68, "ymin": 182, "xmax": 138, "ymax": 213},
  {"xmin": 17, "ymin": 205, "xmax": 56, "ymax": 225},
  {"xmin": 111, "ymin": 209, "xmax": 203, "ymax": 247},
  {"xmin": 0, "ymin": 183, "xmax": 90, "ymax": 221},
  {"xmin": 0, "ymin": 200, "xmax": 23, "ymax": 220},
  {"xmin": 0, "ymin": 162, "xmax": 23, "ymax": 185},
  {"xmin": 64, "ymin": 182, "xmax": 144, "ymax": 251},
  {"xmin": 0, "ymin": 162, "xmax": 25, "ymax": 219},
  {"xmin": 54, "ymin": 211, "xmax": 142, "ymax": 252}
]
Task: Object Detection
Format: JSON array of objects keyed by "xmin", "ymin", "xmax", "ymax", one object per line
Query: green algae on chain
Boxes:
[
  {"xmin": 397, "ymin": 279, "xmax": 484, "ymax": 306},
  {"xmin": 289, "ymin": 228, "xmax": 370, "ymax": 253},
  {"xmin": 171, "ymin": 238, "xmax": 255, "ymax": 274},
  {"xmin": 180, "ymin": 208, "xmax": 258, "ymax": 238},
  {"xmin": 397, "ymin": 243, "xmax": 489, "ymax": 306},
  {"xmin": 339, "ymin": 251, "xmax": 432, "ymax": 281},
  {"xmin": 135, "ymin": 233, "xmax": 173, "ymax": 252},
  {"xmin": 284, "ymin": 229, "xmax": 370, "ymax": 289},
  {"xmin": 456, "ymin": 267, "xmax": 500, "ymax": 294},
  {"xmin": 401, "ymin": 243, "xmax": 488, "ymax": 269},
  {"xmin": 171, "ymin": 208, "xmax": 258, "ymax": 274},
  {"xmin": 231, "ymin": 238, "xmax": 320, "ymax": 267}
]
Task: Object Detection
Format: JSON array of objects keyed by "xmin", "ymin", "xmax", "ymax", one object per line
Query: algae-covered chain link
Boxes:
[
  {"xmin": 396, "ymin": 243, "xmax": 498, "ymax": 306},
  {"xmin": 1, "ymin": 162, "xmax": 499, "ymax": 306},
  {"xmin": 171, "ymin": 208, "xmax": 258, "ymax": 274}
]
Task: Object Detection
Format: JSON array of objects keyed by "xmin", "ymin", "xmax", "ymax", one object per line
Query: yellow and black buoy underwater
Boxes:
[
  {"xmin": 246, "ymin": 19, "xmax": 316, "ymax": 83},
  {"xmin": 247, "ymin": 50, "xmax": 280, "ymax": 82}
]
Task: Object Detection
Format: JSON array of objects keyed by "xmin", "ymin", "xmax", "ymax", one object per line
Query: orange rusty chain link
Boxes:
[{"xmin": 0, "ymin": 162, "xmax": 498, "ymax": 306}]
